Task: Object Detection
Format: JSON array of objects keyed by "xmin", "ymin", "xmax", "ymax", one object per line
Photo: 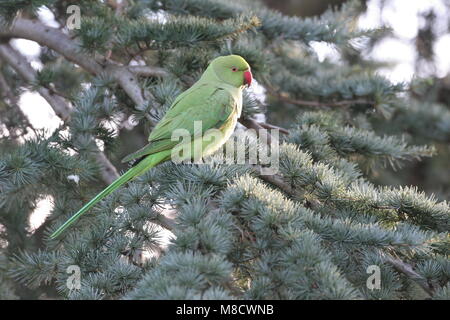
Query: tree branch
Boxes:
[
  {"xmin": 0, "ymin": 18, "xmax": 102, "ymax": 74},
  {"xmin": 252, "ymin": 165, "xmax": 297, "ymax": 197},
  {"xmin": 0, "ymin": 18, "xmax": 155, "ymax": 120},
  {"xmin": 0, "ymin": 43, "xmax": 119, "ymax": 184},
  {"xmin": 384, "ymin": 254, "xmax": 434, "ymax": 296},
  {"xmin": 0, "ymin": 67, "xmax": 35, "ymax": 138},
  {"xmin": 0, "ymin": 44, "xmax": 72, "ymax": 121},
  {"xmin": 128, "ymin": 65, "xmax": 169, "ymax": 78}
]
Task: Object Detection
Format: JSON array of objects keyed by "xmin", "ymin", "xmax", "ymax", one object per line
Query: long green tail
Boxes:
[{"xmin": 50, "ymin": 154, "xmax": 163, "ymax": 239}]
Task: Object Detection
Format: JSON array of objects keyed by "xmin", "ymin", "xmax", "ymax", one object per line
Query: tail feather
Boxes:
[{"xmin": 50, "ymin": 155, "xmax": 160, "ymax": 239}]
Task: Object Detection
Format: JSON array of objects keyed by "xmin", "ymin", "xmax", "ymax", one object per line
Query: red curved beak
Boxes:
[{"xmin": 244, "ymin": 69, "xmax": 252, "ymax": 87}]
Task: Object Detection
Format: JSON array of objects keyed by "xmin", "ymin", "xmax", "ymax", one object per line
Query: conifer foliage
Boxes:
[{"xmin": 0, "ymin": 0, "xmax": 449, "ymax": 300}]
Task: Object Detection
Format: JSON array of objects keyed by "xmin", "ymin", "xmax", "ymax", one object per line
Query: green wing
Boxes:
[{"xmin": 122, "ymin": 84, "xmax": 236, "ymax": 163}]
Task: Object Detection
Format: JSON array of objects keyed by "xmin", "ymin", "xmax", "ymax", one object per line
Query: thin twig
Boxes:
[
  {"xmin": 239, "ymin": 118, "xmax": 272, "ymax": 145},
  {"xmin": 278, "ymin": 94, "xmax": 374, "ymax": 108},
  {"xmin": 257, "ymin": 121, "xmax": 289, "ymax": 135},
  {"xmin": 264, "ymin": 82, "xmax": 375, "ymax": 108}
]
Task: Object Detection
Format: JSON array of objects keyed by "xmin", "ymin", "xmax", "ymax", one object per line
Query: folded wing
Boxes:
[{"xmin": 121, "ymin": 84, "xmax": 236, "ymax": 163}]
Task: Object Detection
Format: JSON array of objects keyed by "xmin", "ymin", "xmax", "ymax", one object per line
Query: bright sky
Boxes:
[
  {"xmin": 360, "ymin": 0, "xmax": 450, "ymax": 82},
  {"xmin": 313, "ymin": 0, "xmax": 450, "ymax": 83},
  {"xmin": 10, "ymin": 0, "xmax": 450, "ymax": 231}
]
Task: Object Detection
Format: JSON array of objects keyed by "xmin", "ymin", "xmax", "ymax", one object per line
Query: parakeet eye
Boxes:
[{"xmin": 231, "ymin": 66, "xmax": 238, "ymax": 72}]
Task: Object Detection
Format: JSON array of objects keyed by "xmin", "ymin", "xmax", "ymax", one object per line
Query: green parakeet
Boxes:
[{"xmin": 50, "ymin": 55, "xmax": 252, "ymax": 239}]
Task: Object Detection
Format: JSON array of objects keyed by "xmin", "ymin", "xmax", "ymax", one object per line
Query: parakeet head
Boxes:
[{"xmin": 211, "ymin": 55, "xmax": 252, "ymax": 88}]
